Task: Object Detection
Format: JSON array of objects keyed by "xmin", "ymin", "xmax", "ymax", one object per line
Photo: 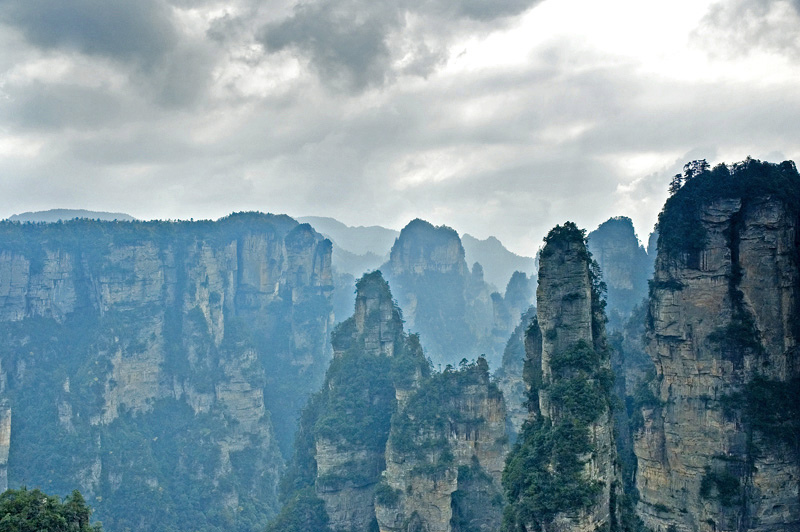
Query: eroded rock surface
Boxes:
[{"xmin": 636, "ymin": 161, "xmax": 800, "ymax": 532}]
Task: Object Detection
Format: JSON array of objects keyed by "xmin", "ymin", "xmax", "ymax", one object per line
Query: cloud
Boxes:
[
  {"xmin": 0, "ymin": 0, "xmax": 179, "ymax": 66},
  {"xmin": 2, "ymin": 0, "xmax": 800, "ymax": 258},
  {"xmin": 258, "ymin": 0, "xmax": 542, "ymax": 91},
  {"xmin": 693, "ymin": 0, "xmax": 800, "ymax": 58}
]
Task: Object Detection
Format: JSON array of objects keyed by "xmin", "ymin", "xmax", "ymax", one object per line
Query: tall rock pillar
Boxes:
[{"xmin": 503, "ymin": 222, "xmax": 619, "ymax": 532}]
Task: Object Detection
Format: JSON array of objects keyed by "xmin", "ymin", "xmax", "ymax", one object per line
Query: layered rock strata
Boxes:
[
  {"xmin": 376, "ymin": 358, "xmax": 508, "ymax": 532},
  {"xmin": 0, "ymin": 213, "xmax": 334, "ymax": 532},
  {"xmin": 635, "ymin": 161, "xmax": 800, "ymax": 532}
]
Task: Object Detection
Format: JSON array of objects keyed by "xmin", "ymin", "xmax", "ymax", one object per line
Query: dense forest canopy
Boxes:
[{"xmin": 0, "ymin": 488, "xmax": 102, "ymax": 532}]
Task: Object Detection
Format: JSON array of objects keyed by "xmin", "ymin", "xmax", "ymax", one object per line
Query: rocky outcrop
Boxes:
[
  {"xmin": 274, "ymin": 270, "xmax": 509, "ymax": 532},
  {"xmin": 635, "ymin": 160, "xmax": 800, "ymax": 532},
  {"xmin": 0, "ymin": 402, "xmax": 9, "ymax": 492},
  {"xmin": 587, "ymin": 216, "xmax": 651, "ymax": 329},
  {"xmin": 382, "ymin": 219, "xmax": 506, "ymax": 367},
  {"xmin": 376, "ymin": 358, "xmax": 508, "ymax": 532},
  {"xmin": 274, "ymin": 271, "xmax": 428, "ymax": 532},
  {"xmin": 495, "ymin": 306, "xmax": 537, "ymax": 436},
  {"xmin": 314, "ymin": 272, "xmax": 410, "ymax": 531},
  {"xmin": 0, "ymin": 213, "xmax": 334, "ymax": 532},
  {"xmin": 503, "ymin": 222, "xmax": 620, "ymax": 532}
]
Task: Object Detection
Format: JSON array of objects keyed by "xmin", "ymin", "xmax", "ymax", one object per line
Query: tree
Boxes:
[
  {"xmin": 668, "ymin": 173, "xmax": 683, "ymax": 195},
  {"xmin": 682, "ymin": 159, "xmax": 710, "ymax": 183},
  {"xmin": 0, "ymin": 487, "xmax": 102, "ymax": 532}
]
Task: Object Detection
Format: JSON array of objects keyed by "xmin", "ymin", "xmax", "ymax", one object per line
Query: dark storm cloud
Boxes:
[
  {"xmin": 258, "ymin": 0, "xmax": 542, "ymax": 91},
  {"xmin": 0, "ymin": 0, "xmax": 178, "ymax": 65}
]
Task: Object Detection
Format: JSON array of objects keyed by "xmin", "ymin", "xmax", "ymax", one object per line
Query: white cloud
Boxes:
[{"xmin": 1, "ymin": 0, "xmax": 800, "ymax": 257}]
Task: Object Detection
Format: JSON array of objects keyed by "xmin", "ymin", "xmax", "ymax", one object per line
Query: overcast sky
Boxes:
[{"xmin": 1, "ymin": 0, "xmax": 799, "ymax": 256}]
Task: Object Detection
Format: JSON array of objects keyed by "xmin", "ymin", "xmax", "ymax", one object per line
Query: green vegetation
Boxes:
[
  {"xmin": 502, "ymin": 223, "xmax": 622, "ymax": 531},
  {"xmin": 264, "ymin": 488, "xmax": 332, "ymax": 532},
  {"xmin": 502, "ymin": 416, "xmax": 602, "ymax": 528},
  {"xmin": 657, "ymin": 158, "xmax": 800, "ymax": 260},
  {"xmin": 700, "ymin": 469, "xmax": 741, "ymax": 507},
  {"xmin": 0, "ymin": 212, "xmax": 335, "ymax": 532},
  {"xmin": 374, "ymin": 482, "xmax": 401, "ymax": 508},
  {"xmin": 390, "ymin": 357, "xmax": 495, "ymax": 468},
  {"xmin": 723, "ymin": 376, "xmax": 800, "ymax": 458},
  {"xmin": 314, "ymin": 349, "xmax": 396, "ymax": 449},
  {"xmin": 0, "ymin": 488, "xmax": 101, "ymax": 532},
  {"xmin": 503, "ymin": 341, "xmax": 612, "ymax": 529}
]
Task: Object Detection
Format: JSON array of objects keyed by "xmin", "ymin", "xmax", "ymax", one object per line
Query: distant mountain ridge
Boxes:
[
  {"xmin": 298, "ymin": 216, "xmax": 535, "ymax": 291},
  {"xmin": 461, "ymin": 233, "xmax": 535, "ymax": 290},
  {"xmin": 7, "ymin": 209, "xmax": 136, "ymax": 222},
  {"xmin": 297, "ymin": 216, "xmax": 399, "ymax": 257}
]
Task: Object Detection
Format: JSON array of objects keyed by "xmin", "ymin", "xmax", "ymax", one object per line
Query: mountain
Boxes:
[
  {"xmin": 298, "ymin": 216, "xmax": 534, "ymax": 306},
  {"xmin": 587, "ymin": 216, "xmax": 651, "ymax": 329},
  {"xmin": 635, "ymin": 159, "xmax": 800, "ymax": 530},
  {"xmin": 503, "ymin": 222, "xmax": 622, "ymax": 532},
  {"xmin": 0, "ymin": 212, "xmax": 334, "ymax": 532},
  {"xmin": 461, "ymin": 233, "xmax": 535, "ymax": 291},
  {"xmin": 381, "ymin": 219, "xmax": 509, "ymax": 367},
  {"xmin": 7, "ymin": 209, "xmax": 136, "ymax": 222},
  {"xmin": 297, "ymin": 216, "xmax": 398, "ymax": 258},
  {"xmin": 271, "ymin": 271, "xmax": 507, "ymax": 532}
]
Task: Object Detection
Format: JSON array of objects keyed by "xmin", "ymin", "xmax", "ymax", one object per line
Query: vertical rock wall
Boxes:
[
  {"xmin": 636, "ymin": 193, "xmax": 800, "ymax": 532},
  {"xmin": 503, "ymin": 222, "xmax": 619, "ymax": 532},
  {"xmin": 0, "ymin": 214, "xmax": 334, "ymax": 532},
  {"xmin": 376, "ymin": 360, "xmax": 508, "ymax": 532}
]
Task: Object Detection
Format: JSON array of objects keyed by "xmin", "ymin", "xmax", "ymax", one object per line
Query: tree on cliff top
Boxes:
[
  {"xmin": 657, "ymin": 158, "xmax": 800, "ymax": 259},
  {"xmin": 0, "ymin": 487, "xmax": 102, "ymax": 532}
]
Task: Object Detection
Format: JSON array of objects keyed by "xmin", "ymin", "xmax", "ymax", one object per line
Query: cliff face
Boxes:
[
  {"xmin": 376, "ymin": 359, "xmax": 508, "ymax": 532},
  {"xmin": 0, "ymin": 402, "xmax": 9, "ymax": 492},
  {"xmin": 382, "ymin": 219, "xmax": 508, "ymax": 367},
  {"xmin": 0, "ymin": 213, "xmax": 334, "ymax": 532},
  {"xmin": 503, "ymin": 222, "xmax": 620, "ymax": 532},
  {"xmin": 495, "ymin": 306, "xmax": 537, "ymax": 436},
  {"xmin": 635, "ymin": 160, "xmax": 800, "ymax": 532}
]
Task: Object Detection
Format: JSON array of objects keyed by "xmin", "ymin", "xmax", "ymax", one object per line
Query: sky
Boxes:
[{"xmin": 1, "ymin": 0, "xmax": 799, "ymax": 256}]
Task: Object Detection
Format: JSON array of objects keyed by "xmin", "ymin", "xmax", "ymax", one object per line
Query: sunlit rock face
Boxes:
[
  {"xmin": 0, "ymin": 213, "xmax": 334, "ymax": 532},
  {"xmin": 635, "ymin": 161, "xmax": 800, "ymax": 532}
]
